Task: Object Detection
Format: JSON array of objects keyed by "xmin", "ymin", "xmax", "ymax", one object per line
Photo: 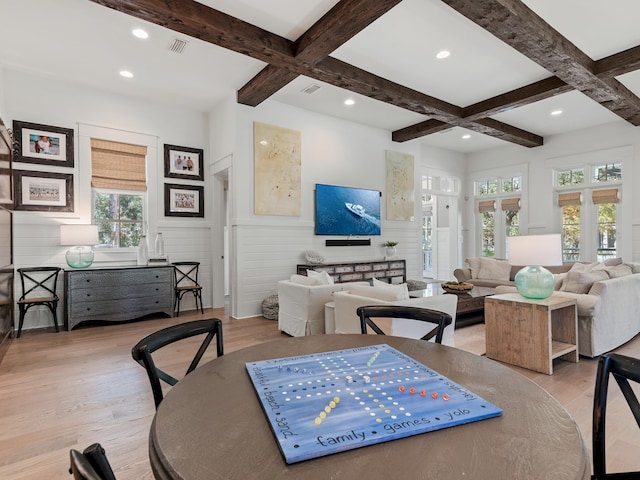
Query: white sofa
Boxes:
[
  {"xmin": 277, "ymin": 277, "xmax": 368, "ymax": 337},
  {"xmin": 333, "ymin": 286, "xmax": 458, "ymax": 346},
  {"xmin": 495, "ymin": 261, "xmax": 640, "ymax": 357}
]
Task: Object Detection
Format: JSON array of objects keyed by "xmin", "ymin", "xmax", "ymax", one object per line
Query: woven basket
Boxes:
[{"xmin": 261, "ymin": 294, "xmax": 279, "ymax": 320}]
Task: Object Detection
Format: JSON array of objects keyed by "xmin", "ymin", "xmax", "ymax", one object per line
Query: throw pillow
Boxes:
[
  {"xmin": 306, "ymin": 269, "xmax": 334, "ymax": 285},
  {"xmin": 477, "ymin": 258, "xmax": 511, "ymax": 282},
  {"xmin": 290, "ymin": 274, "xmax": 320, "ymax": 286},
  {"xmin": 465, "ymin": 258, "xmax": 481, "ymax": 279},
  {"xmin": 560, "ymin": 270, "xmax": 608, "ymax": 294},
  {"xmin": 372, "ymin": 278, "xmax": 410, "ymax": 300},
  {"xmin": 553, "ymin": 273, "xmax": 567, "ymax": 291},
  {"xmin": 568, "ymin": 262, "xmax": 599, "ymax": 273}
]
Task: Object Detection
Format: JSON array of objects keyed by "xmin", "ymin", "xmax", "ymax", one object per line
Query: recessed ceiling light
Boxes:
[
  {"xmin": 119, "ymin": 70, "xmax": 134, "ymax": 78},
  {"xmin": 132, "ymin": 28, "xmax": 149, "ymax": 39},
  {"xmin": 462, "ymin": 134, "xmax": 471, "ymax": 140},
  {"xmin": 344, "ymin": 98, "xmax": 355, "ymax": 106},
  {"xmin": 551, "ymin": 109, "xmax": 563, "ymax": 116},
  {"xmin": 436, "ymin": 50, "xmax": 450, "ymax": 59}
]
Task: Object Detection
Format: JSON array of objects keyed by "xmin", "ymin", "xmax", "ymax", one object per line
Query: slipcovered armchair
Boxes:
[{"xmin": 277, "ymin": 276, "xmax": 368, "ymax": 337}]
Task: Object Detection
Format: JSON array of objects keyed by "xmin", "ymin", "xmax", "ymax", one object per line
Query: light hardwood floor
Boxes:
[{"xmin": 1, "ymin": 310, "xmax": 640, "ymax": 479}]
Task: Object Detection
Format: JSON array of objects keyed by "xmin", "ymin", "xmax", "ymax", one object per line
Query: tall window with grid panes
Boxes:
[
  {"xmin": 475, "ymin": 176, "xmax": 521, "ymax": 258},
  {"xmin": 555, "ymin": 163, "xmax": 620, "ymax": 262}
]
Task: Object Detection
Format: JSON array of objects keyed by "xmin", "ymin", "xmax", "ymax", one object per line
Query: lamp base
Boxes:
[
  {"xmin": 66, "ymin": 246, "xmax": 94, "ymax": 269},
  {"xmin": 514, "ymin": 265, "xmax": 555, "ymax": 299}
]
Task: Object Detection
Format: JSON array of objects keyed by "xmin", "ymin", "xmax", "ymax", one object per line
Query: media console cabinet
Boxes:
[
  {"xmin": 297, "ymin": 259, "xmax": 406, "ymax": 284},
  {"xmin": 65, "ymin": 265, "xmax": 174, "ymax": 330}
]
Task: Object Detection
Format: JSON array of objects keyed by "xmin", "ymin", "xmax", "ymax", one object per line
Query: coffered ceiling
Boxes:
[{"xmin": 1, "ymin": 0, "xmax": 640, "ymax": 153}]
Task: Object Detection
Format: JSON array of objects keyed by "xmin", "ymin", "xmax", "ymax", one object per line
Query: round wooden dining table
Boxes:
[{"xmin": 149, "ymin": 334, "xmax": 590, "ymax": 480}]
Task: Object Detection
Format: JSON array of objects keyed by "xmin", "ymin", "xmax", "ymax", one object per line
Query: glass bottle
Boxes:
[
  {"xmin": 155, "ymin": 232, "xmax": 165, "ymax": 257},
  {"xmin": 137, "ymin": 235, "xmax": 148, "ymax": 265}
]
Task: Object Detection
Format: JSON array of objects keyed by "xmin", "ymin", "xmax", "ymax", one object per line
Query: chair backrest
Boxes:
[
  {"xmin": 592, "ymin": 352, "xmax": 640, "ymax": 479},
  {"xmin": 18, "ymin": 266, "xmax": 61, "ymax": 301},
  {"xmin": 173, "ymin": 262, "xmax": 200, "ymax": 288},
  {"xmin": 356, "ymin": 305, "xmax": 452, "ymax": 344},
  {"xmin": 69, "ymin": 443, "xmax": 116, "ymax": 480},
  {"xmin": 131, "ymin": 319, "xmax": 224, "ymax": 408}
]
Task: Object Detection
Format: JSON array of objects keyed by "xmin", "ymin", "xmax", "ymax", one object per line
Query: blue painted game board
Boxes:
[{"xmin": 245, "ymin": 344, "xmax": 502, "ymax": 464}]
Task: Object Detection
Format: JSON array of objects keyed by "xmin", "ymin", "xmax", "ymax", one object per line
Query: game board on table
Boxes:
[{"xmin": 245, "ymin": 344, "xmax": 502, "ymax": 464}]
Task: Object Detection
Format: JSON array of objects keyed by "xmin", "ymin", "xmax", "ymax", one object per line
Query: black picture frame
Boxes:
[
  {"xmin": 164, "ymin": 144, "xmax": 204, "ymax": 181},
  {"xmin": 13, "ymin": 120, "xmax": 74, "ymax": 168},
  {"xmin": 164, "ymin": 183, "xmax": 204, "ymax": 217},
  {"xmin": 13, "ymin": 170, "xmax": 74, "ymax": 212}
]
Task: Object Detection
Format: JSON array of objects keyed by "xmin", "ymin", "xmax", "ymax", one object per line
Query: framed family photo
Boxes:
[
  {"xmin": 14, "ymin": 170, "xmax": 74, "ymax": 212},
  {"xmin": 13, "ymin": 120, "xmax": 75, "ymax": 167},
  {"xmin": 164, "ymin": 183, "xmax": 204, "ymax": 217},
  {"xmin": 164, "ymin": 144, "xmax": 204, "ymax": 181}
]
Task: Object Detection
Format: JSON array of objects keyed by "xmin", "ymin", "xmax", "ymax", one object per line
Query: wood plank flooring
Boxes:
[{"xmin": 1, "ymin": 310, "xmax": 640, "ymax": 478}]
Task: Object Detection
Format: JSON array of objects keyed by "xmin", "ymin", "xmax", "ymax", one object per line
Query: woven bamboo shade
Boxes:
[
  {"xmin": 91, "ymin": 139, "xmax": 147, "ymax": 191},
  {"xmin": 501, "ymin": 197, "xmax": 520, "ymax": 211},
  {"xmin": 592, "ymin": 188, "xmax": 619, "ymax": 204},
  {"xmin": 478, "ymin": 200, "xmax": 495, "ymax": 213},
  {"xmin": 557, "ymin": 192, "xmax": 582, "ymax": 207}
]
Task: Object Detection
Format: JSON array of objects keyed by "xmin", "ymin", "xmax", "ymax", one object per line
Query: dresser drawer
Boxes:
[{"xmin": 67, "ymin": 267, "xmax": 172, "ymax": 289}]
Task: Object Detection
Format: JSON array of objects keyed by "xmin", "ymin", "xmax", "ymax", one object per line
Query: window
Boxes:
[
  {"xmin": 593, "ymin": 163, "xmax": 621, "ymax": 183},
  {"xmin": 474, "ymin": 175, "xmax": 522, "ymax": 258},
  {"xmin": 91, "ymin": 139, "xmax": 147, "ymax": 248},
  {"xmin": 502, "ymin": 198, "xmax": 520, "ymax": 256},
  {"xmin": 556, "ymin": 168, "xmax": 585, "ymax": 186},
  {"xmin": 479, "ymin": 200, "xmax": 495, "ymax": 257},
  {"xmin": 558, "ymin": 192, "xmax": 582, "ymax": 261},
  {"xmin": 93, "ymin": 190, "xmax": 144, "ymax": 247},
  {"xmin": 501, "ymin": 176, "xmax": 522, "ymax": 193},
  {"xmin": 593, "ymin": 189, "xmax": 619, "ymax": 261}
]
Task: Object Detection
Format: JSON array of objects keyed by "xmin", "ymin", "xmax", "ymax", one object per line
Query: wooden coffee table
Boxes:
[
  {"xmin": 484, "ymin": 293, "xmax": 578, "ymax": 374},
  {"xmin": 409, "ymin": 285, "xmax": 495, "ymax": 328}
]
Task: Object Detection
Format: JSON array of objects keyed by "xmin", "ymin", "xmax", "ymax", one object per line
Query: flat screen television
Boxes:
[{"xmin": 315, "ymin": 183, "xmax": 381, "ymax": 236}]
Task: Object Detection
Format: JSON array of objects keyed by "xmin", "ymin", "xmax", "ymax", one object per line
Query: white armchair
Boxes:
[
  {"xmin": 277, "ymin": 279, "xmax": 368, "ymax": 337},
  {"xmin": 333, "ymin": 288, "xmax": 458, "ymax": 346}
]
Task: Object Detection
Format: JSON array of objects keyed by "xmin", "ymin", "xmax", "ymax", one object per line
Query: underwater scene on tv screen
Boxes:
[{"xmin": 315, "ymin": 184, "xmax": 381, "ymax": 235}]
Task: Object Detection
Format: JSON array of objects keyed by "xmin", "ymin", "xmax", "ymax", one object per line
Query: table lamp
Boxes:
[
  {"xmin": 60, "ymin": 224, "xmax": 99, "ymax": 269},
  {"xmin": 507, "ymin": 234, "xmax": 562, "ymax": 299}
]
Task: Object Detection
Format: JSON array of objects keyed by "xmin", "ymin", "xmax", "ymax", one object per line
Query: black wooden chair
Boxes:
[
  {"xmin": 69, "ymin": 443, "xmax": 116, "ymax": 480},
  {"xmin": 592, "ymin": 352, "xmax": 640, "ymax": 479},
  {"xmin": 17, "ymin": 266, "xmax": 62, "ymax": 338},
  {"xmin": 356, "ymin": 305, "xmax": 452, "ymax": 344},
  {"xmin": 131, "ymin": 319, "xmax": 224, "ymax": 408},
  {"xmin": 172, "ymin": 262, "xmax": 204, "ymax": 316}
]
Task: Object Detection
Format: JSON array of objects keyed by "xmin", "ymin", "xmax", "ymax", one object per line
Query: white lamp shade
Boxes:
[
  {"xmin": 60, "ymin": 224, "xmax": 99, "ymax": 246},
  {"xmin": 508, "ymin": 234, "xmax": 562, "ymax": 266}
]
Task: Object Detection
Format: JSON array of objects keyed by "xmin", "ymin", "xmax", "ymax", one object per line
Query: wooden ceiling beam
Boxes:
[
  {"xmin": 237, "ymin": 0, "xmax": 403, "ymax": 107},
  {"xmin": 595, "ymin": 44, "xmax": 640, "ymax": 79},
  {"xmin": 90, "ymin": 0, "xmax": 546, "ymax": 148},
  {"xmin": 441, "ymin": 0, "xmax": 640, "ymax": 125}
]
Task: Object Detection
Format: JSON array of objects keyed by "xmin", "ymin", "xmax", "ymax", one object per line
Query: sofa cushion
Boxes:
[
  {"xmin": 604, "ymin": 257, "xmax": 623, "ymax": 266},
  {"xmin": 348, "ymin": 283, "xmax": 409, "ymax": 302},
  {"xmin": 560, "ymin": 270, "xmax": 609, "ymax": 294},
  {"xmin": 307, "ymin": 269, "xmax": 334, "ymax": 285},
  {"xmin": 554, "ymin": 272, "xmax": 567, "ymax": 290},
  {"xmin": 290, "ymin": 274, "xmax": 321, "ymax": 286},
  {"xmin": 603, "ymin": 264, "xmax": 633, "ymax": 278},
  {"xmin": 477, "ymin": 258, "xmax": 511, "ymax": 282}
]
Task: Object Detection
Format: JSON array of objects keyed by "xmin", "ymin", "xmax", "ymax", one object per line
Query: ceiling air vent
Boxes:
[
  {"xmin": 167, "ymin": 37, "xmax": 189, "ymax": 54},
  {"xmin": 301, "ymin": 84, "xmax": 321, "ymax": 94}
]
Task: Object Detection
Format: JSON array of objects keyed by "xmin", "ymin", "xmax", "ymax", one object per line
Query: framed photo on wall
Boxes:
[
  {"xmin": 164, "ymin": 144, "xmax": 204, "ymax": 181},
  {"xmin": 14, "ymin": 170, "xmax": 74, "ymax": 212},
  {"xmin": 13, "ymin": 120, "xmax": 75, "ymax": 167},
  {"xmin": 164, "ymin": 183, "xmax": 204, "ymax": 217}
]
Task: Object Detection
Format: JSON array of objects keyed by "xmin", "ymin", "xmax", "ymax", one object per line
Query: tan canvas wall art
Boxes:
[
  {"xmin": 385, "ymin": 150, "xmax": 415, "ymax": 221},
  {"xmin": 254, "ymin": 122, "xmax": 301, "ymax": 216}
]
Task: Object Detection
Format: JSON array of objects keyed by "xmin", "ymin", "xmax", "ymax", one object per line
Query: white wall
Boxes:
[
  {"xmin": 3, "ymin": 68, "xmax": 211, "ymax": 331},
  {"xmin": 462, "ymin": 121, "xmax": 640, "ymax": 262},
  {"xmin": 214, "ymin": 100, "xmax": 424, "ymax": 318}
]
